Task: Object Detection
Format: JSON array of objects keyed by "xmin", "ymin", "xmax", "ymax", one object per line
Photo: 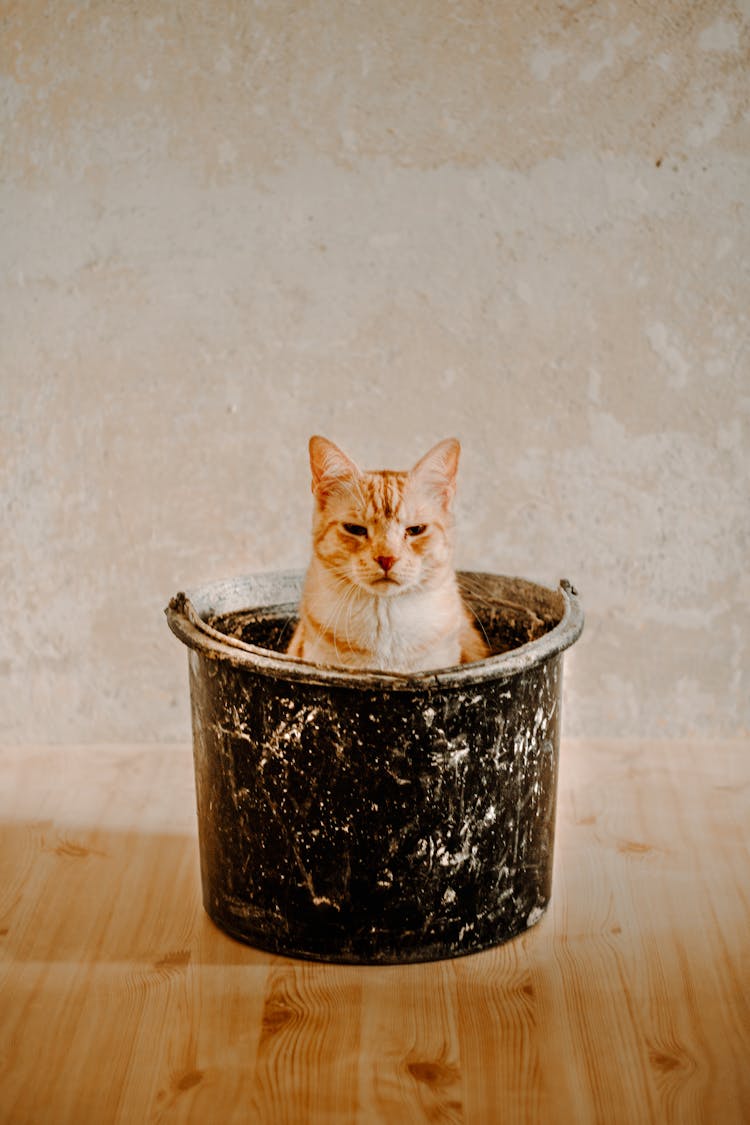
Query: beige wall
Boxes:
[{"xmin": 2, "ymin": 1, "xmax": 748, "ymax": 742}]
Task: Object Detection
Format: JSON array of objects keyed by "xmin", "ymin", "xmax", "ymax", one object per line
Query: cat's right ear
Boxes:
[
  {"xmin": 309, "ymin": 436, "xmax": 360, "ymax": 501},
  {"xmin": 410, "ymin": 437, "xmax": 461, "ymax": 507}
]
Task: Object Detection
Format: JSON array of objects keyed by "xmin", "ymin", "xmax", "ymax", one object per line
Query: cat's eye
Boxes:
[
  {"xmin": 405, "ymin": 525, "xmax": 427, "ymax": 537},
  {"xmin": 343, "ymin": 523, "xmax": 368, "ymax": 537}
]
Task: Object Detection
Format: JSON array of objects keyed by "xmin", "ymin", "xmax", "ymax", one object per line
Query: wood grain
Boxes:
[{"xmin": 0, "ymin": 739, "xmax": 748, "ymax": 1124}]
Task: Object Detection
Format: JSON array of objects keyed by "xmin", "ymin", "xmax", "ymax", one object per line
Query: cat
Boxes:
[{"xmin": 287, "ymin": 436, "xmax": 490, "ymax": 673}]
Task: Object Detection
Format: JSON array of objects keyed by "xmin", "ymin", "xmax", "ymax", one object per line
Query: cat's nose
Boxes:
[{"xmin": 376, "ymin": 555, "xmax": 397, "ymax": 573}]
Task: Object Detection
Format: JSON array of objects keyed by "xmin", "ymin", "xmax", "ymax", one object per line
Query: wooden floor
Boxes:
[{"xmin": 0, "ymin": 739, "xmax": 748, "ymax": 1124}]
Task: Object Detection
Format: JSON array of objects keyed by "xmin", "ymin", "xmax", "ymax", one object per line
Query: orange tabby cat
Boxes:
[{"xmin": 287, "ymin": 436, "xmax": 489, "ymax": 672}]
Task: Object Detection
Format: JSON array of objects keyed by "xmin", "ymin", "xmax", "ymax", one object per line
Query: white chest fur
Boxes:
[{"xmin": 301, "ymin": 564, "xmax": 463, "ymax": 673}]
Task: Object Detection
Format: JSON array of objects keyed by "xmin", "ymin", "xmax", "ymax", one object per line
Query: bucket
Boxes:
[{"xmin": 166, "ymin": 570, "xmax": 583, "ymax": 964}]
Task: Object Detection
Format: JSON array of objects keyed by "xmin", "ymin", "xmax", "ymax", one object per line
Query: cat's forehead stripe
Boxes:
[{"xmin": 364, "ymin": 471, "xmax": 405, "ymax": 520}]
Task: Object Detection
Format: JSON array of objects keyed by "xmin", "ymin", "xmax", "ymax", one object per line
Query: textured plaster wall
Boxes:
[{"xmin": 2, "ymin": 0, "xmax": 748, "ymax": 742}]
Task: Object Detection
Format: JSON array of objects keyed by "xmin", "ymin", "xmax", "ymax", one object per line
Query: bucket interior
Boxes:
[{"xmin": 204, "ymin": 572, "xmax": 565, "ymax": 660}]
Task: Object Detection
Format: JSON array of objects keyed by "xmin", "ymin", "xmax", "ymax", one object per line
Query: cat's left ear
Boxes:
[
  {"xmin": 308, "ymin": 435, "xmax": 361, "ymax": 501},
  {"xmin": 410, "ymin": 438, "xmax": 461, "ymax": 507}
]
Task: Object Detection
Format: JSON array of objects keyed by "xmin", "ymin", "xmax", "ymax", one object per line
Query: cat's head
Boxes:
[{"xmin": 307, "ymin": 435, "xmax": 460, "ymax": 597}]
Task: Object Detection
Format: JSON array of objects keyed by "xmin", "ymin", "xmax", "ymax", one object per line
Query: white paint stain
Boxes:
[
  {"xmin": 448, "ymin": 745, "xmax": 469, "ymax": 768},
  {"xmin": 588, "ymin": 367, "xmax": 602, "ymax": 405},
  {"xmin": 646, "ymin": 322, "xmax": 690, "ymax": 388},
  {"xmin": 699, "ymin": 19, "xmax": 740, "ymax": 52},
  {"xmin": 529, "ymin": 46, "xmax": 567, "ymax": 81},
  {"xmin": 579, "ymin": 40, "xmax": 615, "ymax": 83},
  {"xmin": 527, "ymin": 905, "xmax": 545, "ymax": 927},
  {"xmin": 311, "ymin": 894, "xmax": 336, "ymax": 908}
]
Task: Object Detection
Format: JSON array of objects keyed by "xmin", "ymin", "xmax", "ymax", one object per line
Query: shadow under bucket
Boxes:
[{"xmin": 166, "ymin": 570, "xmax": 583, "ymax": 964}]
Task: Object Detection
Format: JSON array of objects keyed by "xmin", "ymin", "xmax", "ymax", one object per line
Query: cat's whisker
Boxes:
[
  {"xmin": 325, "ymin": 590, "xmax": 348, "ymax": 664},
  {"xmin": 339, "ymin": 584, "xmax": 361, "ymax": 662},
  {"xmin": 463, "ymin": 601, "xmax": 493, "ymax": 653},
  {"xmin": 317, "ymin": 587, "xmax": 347, "ymax": 640},
  {"xmin": 278, "ymin": 610, "xmax": 298, "ymax": 645},
  {"xmin": 316, "ymin": 578, "xmax": 359, "ymax": 664},
  {"xmin": 343, "ymin": 581, "xmax": 360, "ymax": 652}
]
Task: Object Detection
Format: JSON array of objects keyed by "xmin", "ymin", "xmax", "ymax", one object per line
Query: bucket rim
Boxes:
[{"xmin": 165, "ymin": 569, "xmax": 583, "ymax": 690}]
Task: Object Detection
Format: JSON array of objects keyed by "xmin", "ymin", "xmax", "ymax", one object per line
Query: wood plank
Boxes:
[
  {"xmin": 358, "ymin": 960, "xmax": 462, "ymax": 1124},
  {"xmin": 0, "ymin": 740, "xmax": 748, "ymax": 1124},
  {"xmin": 247, "ymin": 960, "xmax": 363, "ymax": 1124}
]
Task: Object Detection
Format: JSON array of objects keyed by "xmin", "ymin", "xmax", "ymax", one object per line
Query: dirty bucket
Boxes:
[{"xmin": 166, "ymin": 570, "xmax": 583, "ymax": 964}]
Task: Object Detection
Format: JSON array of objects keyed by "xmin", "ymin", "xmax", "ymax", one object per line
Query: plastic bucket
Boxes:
[{"xmin": 166, "ymin": 570, "xmax": 583, "ymax": 963}]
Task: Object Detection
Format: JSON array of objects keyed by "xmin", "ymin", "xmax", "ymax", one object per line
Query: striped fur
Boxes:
[{"xmin": 288, "ymin": 436, "xmax": 489, "ymax": 673}]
